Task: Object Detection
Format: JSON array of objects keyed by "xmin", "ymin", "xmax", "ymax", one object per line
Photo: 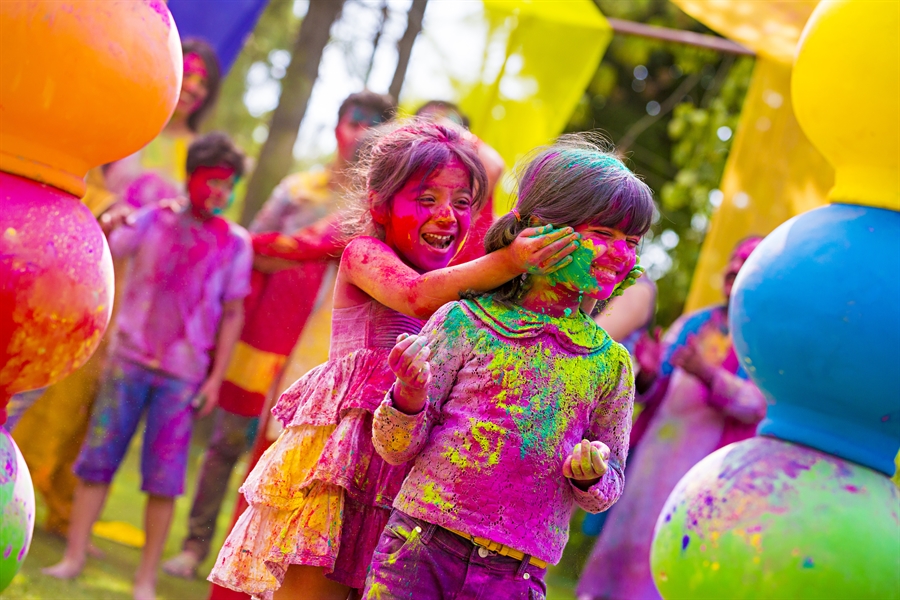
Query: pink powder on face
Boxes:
[
  {"xmin": 573, "ymin": 225, "xmax": 638, "ymax": 300},
  {"xmin": 382, "ymin": 158, "xmax": 474, "ymax": 273},
  {"xmin": 183, "ymin": 52, "xmax": 209, "ymax": 79},
  {"xmin": 187, "ymin": 165, "xmax": 235, "ymax": 219},
  {"xmin": 723, "ymin": 237, "xmax": 763, "ymax": 299},
  {"xmin": 176, "ymin": 53, "xmax": 210, "ymax": 116}
]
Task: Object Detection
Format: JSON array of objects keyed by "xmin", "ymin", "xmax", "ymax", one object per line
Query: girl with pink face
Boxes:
[
  {"xmin": 362, "ymin": 135, "xmax": 655, "ymax": 599},
  {"xmin": 209, "ymin": 121, "xmax": 579, "ymax": 600}
]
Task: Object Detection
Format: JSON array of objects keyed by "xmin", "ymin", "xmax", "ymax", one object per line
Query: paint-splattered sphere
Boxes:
[
  {"xmin": 651, "ymin": 436, "xmax": 900, "ymax": 600},
  {"xmin": 0, "ymin": 175, "xmax": 114, "ymax": 419},
  {"xmin": 0, "ymin": 428, "xmax": 35, "ymax": 592}
]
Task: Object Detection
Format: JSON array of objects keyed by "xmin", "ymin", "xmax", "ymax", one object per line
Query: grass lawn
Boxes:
[{"xmin": 5, "ymin": 424, "xmax": 588, "ymax": 599}]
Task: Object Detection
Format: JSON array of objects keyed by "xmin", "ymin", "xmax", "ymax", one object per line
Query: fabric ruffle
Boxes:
[
  {"xmin": 211, "ymin": 412, "xmax": 410, "ymax": 596},
  {"xmin": 244, "ymin": 409, "xmax": 408, "ymax": 508},
  {"xmin": 209, "ymin": 424, "xmax": 342, "ymax": 599},
  {"xmin": 272, "ymin": 348, "xmax": 396, "ymax": 429}
]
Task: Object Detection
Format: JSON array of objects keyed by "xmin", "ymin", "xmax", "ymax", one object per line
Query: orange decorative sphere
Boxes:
[{"xmin": 0, "ymin": 0, "xmax": 183, "ymax": 196}]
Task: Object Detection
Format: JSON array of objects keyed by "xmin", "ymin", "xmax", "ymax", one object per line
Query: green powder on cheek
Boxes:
[{"xmin": 547, "ymin": 240, "xmax": 600, "ymax": 293}]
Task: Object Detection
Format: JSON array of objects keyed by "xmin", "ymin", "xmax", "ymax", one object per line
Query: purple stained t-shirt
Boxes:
[
  {"xmin": 373, "ymin": 296, "xmax": 635, "ymax": 565},
  {"xmin": 108, "ymin": 205, "xmax": 253, "ymax": 384}
]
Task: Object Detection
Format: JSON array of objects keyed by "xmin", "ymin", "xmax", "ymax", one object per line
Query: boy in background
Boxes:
[{"xmin": 44, "ymin": 132, "xmax": 253, "ymax": 600}]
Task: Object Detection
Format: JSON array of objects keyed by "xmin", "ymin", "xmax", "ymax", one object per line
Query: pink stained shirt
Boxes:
[
  {"xmin": 372, "ymin": 296, "xmax": 635, "ymax": 565},
  {"xmin": 108, "ymin": 204, "xmax": 253, "ymax": 384}
]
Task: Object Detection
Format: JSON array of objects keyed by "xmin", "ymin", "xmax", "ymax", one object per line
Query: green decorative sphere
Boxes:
[
  {"xmin": 0, "ymin": 428, "xmax": 34, "ymax": 592},
  {"xmin": 651, "ymin": 437, "xmax": 900, "ymax": 600}
]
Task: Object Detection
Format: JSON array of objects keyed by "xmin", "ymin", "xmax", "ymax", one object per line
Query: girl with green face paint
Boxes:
[{"xmin": 364, "ymin": 134, "xmax": 656, "ymax": 599}]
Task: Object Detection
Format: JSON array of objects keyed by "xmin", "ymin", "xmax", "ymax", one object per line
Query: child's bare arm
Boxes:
[
  {"xmin": 340, "ymin": 226, "xmax": 579, "ymax": 319},
  {"xmin": 193, "ymin": 298, "xmax": 244, "ymax": 417}
]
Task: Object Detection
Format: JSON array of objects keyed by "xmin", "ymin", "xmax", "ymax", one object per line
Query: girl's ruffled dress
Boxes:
[{"xmin": 209, "ymin": 300, "xmax": 423, "ymax": 598}]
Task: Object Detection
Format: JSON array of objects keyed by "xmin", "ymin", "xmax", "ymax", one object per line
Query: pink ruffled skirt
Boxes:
[{"xmin": 209, "ymin": 351, "xmax": 409, "ymax": 598}]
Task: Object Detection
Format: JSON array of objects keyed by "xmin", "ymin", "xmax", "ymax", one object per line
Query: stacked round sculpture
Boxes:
[
  {"xmin": 651, "ymin": 2, "xmax": 900, "ymax": 598},
  {"xmin": 0, "ymin": 1, "xmax": 182, "ymax": 590}
]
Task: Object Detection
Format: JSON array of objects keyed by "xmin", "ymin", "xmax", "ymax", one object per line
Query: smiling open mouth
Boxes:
[{"xmin": 422, "ymin": 232, "xmax": 455, "ymax": 250}]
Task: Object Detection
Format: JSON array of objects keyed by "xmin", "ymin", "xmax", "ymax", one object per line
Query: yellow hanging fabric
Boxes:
[
  {"xmin": 460, "ymin": 0, "xmax": 613, "ymax": 212},
  {"xmin": 669, "ymin": 1, "xmax": 835, "ymax": 312},
  {"xmin": 684, "ymin": 57, "xmax": 833, "ymax": 310}
]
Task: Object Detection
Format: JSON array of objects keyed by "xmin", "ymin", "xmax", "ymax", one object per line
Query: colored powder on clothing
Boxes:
[
  {"xmin": 375, "ymin": 297, "xmax": 635, "ymax": 565},
  {"xmin": 486, "ymin": 337, "xmax": 606, "ymax": 459},
  {"xmin": 421, "ymin": 482, "xmax": 454, "ymax": 511}
]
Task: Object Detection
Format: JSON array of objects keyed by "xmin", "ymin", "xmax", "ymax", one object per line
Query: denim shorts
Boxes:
[
  {"xmin": 74, "ymin": 357, "xmax": 197, "ymax": 497},
  {"xmin": 363, "ymin": 509, "xmax": 547, "ymax": 599}
]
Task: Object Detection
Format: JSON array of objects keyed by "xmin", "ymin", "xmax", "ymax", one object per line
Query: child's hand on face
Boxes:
[
  {"xmin": 508, "ymin": 225, "xmax": 581, "ymax": 275},
  {"xmin": 388, "ymin": 333, "xmax": 431, "ymax": 414},
  {"xmin": 563, "ymin": 439, "xmax": 610, "ymax": 488}
]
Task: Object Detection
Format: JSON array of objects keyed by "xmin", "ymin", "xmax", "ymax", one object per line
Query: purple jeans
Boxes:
[{"xmin": 363, "ymin": 510, "xmax": 547, "ymax": 600}]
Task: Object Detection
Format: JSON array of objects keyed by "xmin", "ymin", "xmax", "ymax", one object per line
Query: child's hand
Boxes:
[
  {"xmin": 671, "ymin": 334, "xmax": 715, "ymax": 387},
  {"xmin": 191, "ymin": 377, "xmax": 222, "ymax": 418},
  {"xmin": 634, "ymin": 326, "xmax": 662, "ymax": 377},
  {"xmin": 563, "ymin": 439, "xmax": 610, "ymax": 488},
  {"xmin": 508, "ymin": 225, "xmax": 580, "ymax": 275},
  {"xmin": 98, "ymin": 202, "xmax": 135, "ymax": 235},
  {"xmin": 610, "ymin": 261, "xmax": 644, "ymax": 299},
  {"xmin": 387, "ymin": 333, "xmax": 431, "ymax": 414}
]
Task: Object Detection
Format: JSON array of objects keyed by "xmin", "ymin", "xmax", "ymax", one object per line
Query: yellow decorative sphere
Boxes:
[{"xmin": 792, "ymin": 0, "xmax": 900, "ymax": 211}]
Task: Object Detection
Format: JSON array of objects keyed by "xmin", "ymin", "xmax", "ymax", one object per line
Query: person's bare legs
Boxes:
[
  {"xmin": 42, "ymin": 481, "xmax": 110, "ymax": 579},
  {"xmin": 274, "ymin": 565, "xmax": 352, "ymax": 600},
  {"xmin": 133, "ymin": 494, "xmax": 176, "ymax": 600}
]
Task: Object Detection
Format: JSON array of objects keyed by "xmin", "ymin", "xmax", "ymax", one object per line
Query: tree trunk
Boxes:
[
  {"xmin": 240, "ymin": 0, "xmax": 347, "ymax": 225},
  {"xmin": 388, "ymin": 0, "xmax": 428, "ymax": 102}
]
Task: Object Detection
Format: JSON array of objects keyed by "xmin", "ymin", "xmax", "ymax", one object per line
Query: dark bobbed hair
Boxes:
[
  {"xmin": 344, "ymin": 118, "xmax": 488, "ymax": 239},
  {"xmin": 415, "ymin": 100, "xmax": 471, "ymax": 130},
  {"xmin": 182, "ymin": 38, "xmax": 221, "ymax": 133},
  {"xmin": 338, "ymin": 90, "xmax": 396, "ymax": 125},
  {"xmin": 186, "ymin": 131, "xmax": 246, "ymax": 179},
  {"xmin": 484, "ymin": 132, "xmax": 656, "ymax": 303}
]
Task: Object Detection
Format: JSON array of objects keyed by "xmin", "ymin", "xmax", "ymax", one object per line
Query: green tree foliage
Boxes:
[
  {"xmin": 206, "ymin": 0, "xmax": 301, "ymax": 158},
  {"xmin": 566, "ymin": 0, "xmax": 754, "ymax": 327}
]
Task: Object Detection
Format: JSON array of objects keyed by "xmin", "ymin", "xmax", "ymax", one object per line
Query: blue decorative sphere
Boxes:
[{"xmin": 730, "ymin": 203, "xmax": 900, "ymax": 475}]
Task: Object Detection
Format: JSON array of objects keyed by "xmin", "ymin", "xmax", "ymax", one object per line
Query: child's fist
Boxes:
[
  {"xmin": 563, "ymin": 439, "xmax": 610, "ymax": 484},
  {"xmin": 388, "ymin": 333, "xmax": 432, "ymax": 391}
]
